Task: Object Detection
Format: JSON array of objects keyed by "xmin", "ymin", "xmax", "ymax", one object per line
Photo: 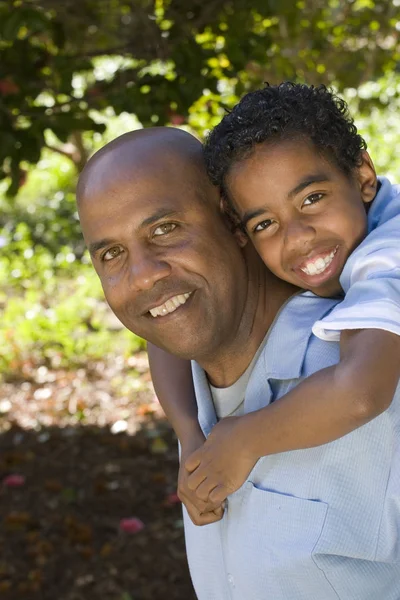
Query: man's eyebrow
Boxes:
[
  {"xmin": 89, "ymin": 238, "xmax": 115, "ymax": 256},
  {"xmin": 141, "ymin": 208, "xmax": 180, "ymax": 228},
  {"xmin": 88, "ymin": 209, "xmax": 180, "ymax": 256}
]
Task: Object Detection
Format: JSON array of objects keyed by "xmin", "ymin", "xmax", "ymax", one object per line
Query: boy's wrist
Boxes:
[
  {"xmin": 235, "ymin": 412, "xmax": 264, "ymax": 463},
  {"xmin": 179, "ymin": 422, "xmax": 205, "ymax": 451}
]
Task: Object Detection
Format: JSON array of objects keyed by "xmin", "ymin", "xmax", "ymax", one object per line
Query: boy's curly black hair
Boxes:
[{"xmin": 203, "ymin": 82, "xmax": 367, "ymax": 199}]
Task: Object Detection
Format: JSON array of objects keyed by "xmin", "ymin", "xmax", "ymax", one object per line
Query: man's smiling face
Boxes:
[{"xmin": 78, "ymin": 133, "xmax": 248, "ymax": 361}]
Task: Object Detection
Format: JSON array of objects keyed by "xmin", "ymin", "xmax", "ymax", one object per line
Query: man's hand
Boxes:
[
  {"xmin": 185, "ymin": 416, "xmax": 257, "ymax": 505},
  {"xmin": 178, "ymin": 430, "xmax": 225, "ymax": 526}
]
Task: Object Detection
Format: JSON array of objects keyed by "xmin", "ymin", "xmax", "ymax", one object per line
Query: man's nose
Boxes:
[
  {"xmin": 283, "ymin": 218, "xmax": 316, "ymax": 254},
  {"xmin": 128, "ymin": 247, "xmax": 171, "ymax": 291}
]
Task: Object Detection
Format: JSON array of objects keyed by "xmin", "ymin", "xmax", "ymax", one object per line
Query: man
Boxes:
[{"xmin": 77, "ymin": 128, "xmax": 400, "ymax": 599}]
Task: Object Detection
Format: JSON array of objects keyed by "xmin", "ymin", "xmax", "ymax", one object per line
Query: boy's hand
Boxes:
[
  {"xmin": 185, "ymin": 416, "xmax": 257, "ymax": 505},
  {"xmin": 178, "ymin": 431, "xmax": 225, "ymax": 526}
]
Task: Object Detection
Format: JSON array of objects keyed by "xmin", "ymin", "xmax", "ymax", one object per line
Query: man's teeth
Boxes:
[
  {"xmin": 149, "ymin": 293, "xmax": 191, "ymax": 317},
  {"xmin": 300, "ymin": 248, "xmax": 337, "ymax": 276}
]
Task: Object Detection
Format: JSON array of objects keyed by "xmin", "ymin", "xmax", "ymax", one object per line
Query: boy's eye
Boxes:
[
  {"xmin": 253, "ymin": 219, "xmax": 274, "ymax": 233},
  {"xmin": 103, "ymin": 246, "xmax": 123, "ymax": 261},
  {"xmin": 153, "ymin": 223, "xmax": 177, "ymax": 236},
  {"xmin": 302, "ymin": 193, "xmax": 324, "ymax": 207}
]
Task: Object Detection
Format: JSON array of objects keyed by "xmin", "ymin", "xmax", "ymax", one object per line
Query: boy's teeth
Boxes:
[
  {"xmin": 149, "ymin": 293, "xmax": 191, "ymax": 317},
  {"xmin": 300, "ymin": 248, "xmax": 337, "ymax": 276}
]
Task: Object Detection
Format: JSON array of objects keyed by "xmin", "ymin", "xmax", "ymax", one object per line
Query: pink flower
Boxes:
[
  {"xmin": 167, "ymin": 492, "xmax": 181, "ymax": 505},
  {"xmin": 119, "ymin": 517, "xmax": 145, "ymax": 534},
  {"xmin": 3, "ymin": 474, "xmax": 25, "ymax": 487}
]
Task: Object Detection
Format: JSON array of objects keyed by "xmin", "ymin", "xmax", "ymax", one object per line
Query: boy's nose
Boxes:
[
  {"xmin": 128, "ymin": 247, "xmax": 171, "ymax": 291},
  {"xmin": 284, "ymin": 219, "xmax": 316, "ymax": 255}
]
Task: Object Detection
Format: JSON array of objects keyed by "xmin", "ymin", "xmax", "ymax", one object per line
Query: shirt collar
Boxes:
[{"xmin": 192, "ymin": 292, "xmax": 339, "ymax": 434}]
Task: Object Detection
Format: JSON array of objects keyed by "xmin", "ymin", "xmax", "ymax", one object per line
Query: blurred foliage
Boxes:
[
  {"xmin": 0, "ymin": 278, "xmax": 145, "ymax": 378},
  {"xmin": 1, "ymin": 0, "xmax": 400, "ymax": 193},
  {"xmin": 0, "ymin": 182, "xmax": 145, "ymax": 379}
]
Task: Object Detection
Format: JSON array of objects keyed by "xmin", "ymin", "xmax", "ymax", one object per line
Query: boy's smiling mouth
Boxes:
[
  {"xmin": 299, "ymin": 246, "xmax": 338, "ymax": 276},
  {"xmin": 292, "ymin": 245, "xmax": 341, "ymax": 291}
]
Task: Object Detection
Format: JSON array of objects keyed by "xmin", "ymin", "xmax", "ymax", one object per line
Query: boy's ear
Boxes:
[
  {"xmin": 357, "ymin": 151, "xmax": 378, "ymax": 205},
  {"xmin": 219, "ymin": 197, "xmax": 248, "ymax": 247}
]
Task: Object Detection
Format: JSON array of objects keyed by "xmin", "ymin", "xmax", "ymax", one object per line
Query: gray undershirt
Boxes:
[{"xmin": 210, "ymin": 334, "xmax": 269, "ymax": 419}]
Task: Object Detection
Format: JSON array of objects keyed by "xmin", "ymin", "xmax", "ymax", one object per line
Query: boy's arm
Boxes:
[
  {"xmin": 147, "ymin": 343, "xmax": 204, "ymax": 446},
  {"xmin": 147, "ymin": 343, "xmax": 224, "ymax": 524},
  {"xmin": 186, "ymin": 328, "xmax": 400, "ymax": 504}
]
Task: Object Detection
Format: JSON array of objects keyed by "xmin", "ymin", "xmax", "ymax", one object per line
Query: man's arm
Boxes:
[{"xmin": 186, "ymin": 328, "xmax": 400, "ymax": 505}]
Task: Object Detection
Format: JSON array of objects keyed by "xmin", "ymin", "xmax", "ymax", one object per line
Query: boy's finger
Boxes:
[
  {"xmin": 195, "ymin": 478, "xmax": 218, "ymax": 502},
  {"xmin": 187, "ymin": 468, "xmax": 207, "ymax": 491},
  {"xmin": 184, "ymin": 499, "xmax": 224, "ymax": 526},
  {"xmin": 178, "ymin": 483, "xmax": 209, "ymax": 512},
  {"xmin": 184, "ymin": 450, "xmax": 202, "ymax": 472},
  {"xmin": 209, "ymin": 484, "xmax": 229, "ymax": 505}
]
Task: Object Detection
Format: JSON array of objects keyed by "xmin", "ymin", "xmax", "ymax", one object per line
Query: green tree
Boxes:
[{"xmin": 1, "ymin": 0, "xmax": 399, "ymax": 193}]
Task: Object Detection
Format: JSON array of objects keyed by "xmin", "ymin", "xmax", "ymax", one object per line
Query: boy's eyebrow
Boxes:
[
  {"xmin": 89, "ymin": 208, "xmax": 180, "ymax": 256},
  {"xmin": 241, "ymin": 173, "xmax": 330, "ymax": 229},
  {"xmin": 241, "ymin": 208, "xmax": 267, "ymax": 230},
  {"xmin": 287, "ymin": 173, "xmax": 330, "ymax": 199}
]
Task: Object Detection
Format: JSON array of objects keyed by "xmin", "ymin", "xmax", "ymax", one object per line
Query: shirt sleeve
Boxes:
[{"xmin": 312, "ymin": 215, "xmax": 400, "ymax": 341}]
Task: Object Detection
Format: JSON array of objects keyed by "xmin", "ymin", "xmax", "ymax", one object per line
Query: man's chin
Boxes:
[{"xmin": 154, "ymin": 339, "xmax": 202, "ymax": 361}]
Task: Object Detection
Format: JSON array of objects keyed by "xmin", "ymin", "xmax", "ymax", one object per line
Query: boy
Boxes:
[{"xmin": 148, "ymin": 83, "xmax": 400, "ymax": 517}]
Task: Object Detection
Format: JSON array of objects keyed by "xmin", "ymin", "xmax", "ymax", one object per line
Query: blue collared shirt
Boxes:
[
  {"xmin": 314, "ymin": 177, "xmax": 400, "ymax": 340},
  {"xmin": 185, "ymin": 292, "xmax": 400, "ymax": 600}
]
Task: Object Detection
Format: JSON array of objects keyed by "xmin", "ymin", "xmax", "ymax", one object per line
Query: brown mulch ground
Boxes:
[{"xmin": 0, "ymin": 351, "xmax": 196, "ymax": 600}]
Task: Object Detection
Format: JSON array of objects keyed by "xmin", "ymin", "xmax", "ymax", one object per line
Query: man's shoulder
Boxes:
[{"xmin": 253, "ymin": 292, "xmax": 340, "ymax": 382}]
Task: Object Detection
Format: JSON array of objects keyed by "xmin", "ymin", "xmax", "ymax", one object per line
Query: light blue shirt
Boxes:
[
  {"xmin": 185, "ymin": 292, "xmax": 400, "ymax": 600},
  {"xmin": 314, "ymin": 177, "xmax": 400, "ymax": 340}
]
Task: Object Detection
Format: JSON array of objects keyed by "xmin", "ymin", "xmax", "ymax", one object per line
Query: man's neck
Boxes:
[{"xmin": 199, "ymin": 247, "xmax": 297, "ymax": 387}]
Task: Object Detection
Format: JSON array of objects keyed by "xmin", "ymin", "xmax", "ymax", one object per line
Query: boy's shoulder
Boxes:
[{"xmin": 368, "ymin": 176, "xmax": 400, "ymax": 232}]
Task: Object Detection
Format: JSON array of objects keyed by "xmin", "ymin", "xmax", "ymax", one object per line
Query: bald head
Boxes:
[
  {"xmin": 77, "ymin": 127, "xmax": 213, "ymax": 209},
  {"xmin": 75, "ymin": 125, "xmax": 258, "ymax": 364}
]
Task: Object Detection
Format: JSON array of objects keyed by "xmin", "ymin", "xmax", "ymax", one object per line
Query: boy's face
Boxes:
[{"xmin": 226, "ymin": 140, "xmax": 377, "ymax": 297}]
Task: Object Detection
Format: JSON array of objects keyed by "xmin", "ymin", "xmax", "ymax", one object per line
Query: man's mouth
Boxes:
[
  {"xmin": 149, "ymin": 292, "xmax": 192, "ymax": 317},
  {"xmin": 299, "ymin": 246, "xmax": 338, "ymax": 276}
]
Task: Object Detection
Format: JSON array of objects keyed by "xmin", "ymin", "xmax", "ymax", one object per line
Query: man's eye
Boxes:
[
  {"xmin": 303, "ymin": 193, "xmax": 324, "ymax": 206},
  {"xmin": 103, "ymin": 246, "xmax": 122, "ymax": 261},
  {"xmin": 253, "ymin": 219, "xmax": 274, "ymax": 233},
  {"xmin": 153, "ymin": 223, "xmax": 177, "ymax": 236}
]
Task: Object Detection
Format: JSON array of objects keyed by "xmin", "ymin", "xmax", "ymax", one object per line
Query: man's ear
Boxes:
[
  {"xmin": 233, "ymin": 227, "xmax": 248, "ymax": 247},
  {"xmin": 357, "ymin": 151, "xmax": 378, "ymax": 205},
  {"xmin": 219, "ymin": 197, "xmax": 248, "ymax": 247}
]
